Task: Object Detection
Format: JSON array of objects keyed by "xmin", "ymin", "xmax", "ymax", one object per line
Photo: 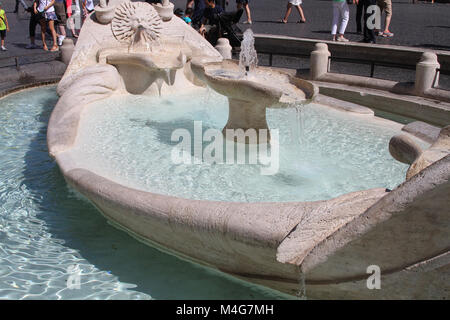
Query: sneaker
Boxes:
[
  {"xmin": 382, "ymin": 31, "xmax": 394, "ymax": 38},
  {"xmin": 336, "ymin": 37, "xmax": 349, "ymax": 42},
  {"xmin": 58, "ymin": 35, "xmax": 66, "ymax": 46},
  {"xmin": 243, "ymin": 20, "xmax": 252, "ymax": 24},
  {"xmin": 25, "ymin": 43, "xmax": 38, "ymax": 49},
  {"xmin": 377, "ymin": 31, "xmax": 384, "ymax": 36},
  {"xmin": 1, "ymin": 46, "xmax": 7, "ymax": 51}
]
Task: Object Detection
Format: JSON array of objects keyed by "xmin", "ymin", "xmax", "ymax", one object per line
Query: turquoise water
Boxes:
[
  {"xmin": 71, "ymin": 89, "xmax": 410, "ymax": 202},
  {"xmin": 0, "ymin": 86, "xmax": 290, "ymax": 299}
]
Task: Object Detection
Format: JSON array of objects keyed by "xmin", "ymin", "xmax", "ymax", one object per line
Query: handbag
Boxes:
[{"xmin": 35, "ymin": 10, "xmax": 45, "ymax": 21}]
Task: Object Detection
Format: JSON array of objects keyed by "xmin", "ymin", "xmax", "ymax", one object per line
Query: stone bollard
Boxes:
[
  {"xmin": 60, "ymin": 38, "xmax": 75, "ymax": 65},
  {"xmin": 215, "ymin": 38, "xmax": 232, "ymax": 60},
  {"xmin": 310, "ymin": 43, "xmax": 331, "ymax": 80},
  {"xmin": 415, "ymin": 52, "xmax": 440, "ymax": 95}
]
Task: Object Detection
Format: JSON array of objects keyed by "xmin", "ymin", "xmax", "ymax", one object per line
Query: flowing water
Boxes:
[
  {"xmin": 70, "ymin": 89, "xmax": 410, "ymax": 202},
  {"xmin": 239, "ymin": 29, "xmax": 258, "ymax": 76},
  {"xmin": 0, "ymin": 86, "xmax": 292, "ymax": 299}
]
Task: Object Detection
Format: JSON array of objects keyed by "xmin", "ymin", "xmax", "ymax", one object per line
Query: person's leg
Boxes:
[
  {"xmin": 40, "ymin": 20, "xmax": 48, "ymax": 50},
  {"xmin": 68, "ymin": 17, "xmax": 77, "ymax": 37},
  {"xmin": 1, "ymin": 30, "xmax": 6, "ymax": 50},
  {"xmin": 356, "ymin": 0, "xmax": 363, "ymax": 33},
  {"xmin": 338, "ymin": 2, "xmax": 349, "ymax": 35},
  {"xmin": 383, "ymin": 0, "xmax": 393, "ymax": 34},
  {"xmin": 376, "ymin": 0, "xmax": 384, "ymax": 35},
  {"xmin": 27, "ymin": 14, "xmax": 38, "ymax": 48},
  {"xmin": 14, "ymin": 0, "xmax": 19, "ymax": 13},
  {"xmin": 331, "ymin": 2, "xmax": 339, "ymax": 40},
  {"xmin": 296, "ymin": 5, "xmax": 306, "ymax": 22},
  {"xmin": 58, "ymin": 24, "xmax": 66, "ymax": 37},
  {"xmin": 243, "ymin": 3, "xmax": 252, "ymax": 23},
  {"xmin": 55, "ymin": 2, "xmax": 67, "ymax": 45},
  {"xmin": 49, "ymin": 20, "xmax": 58, "ymax": 50},
  {"xmin": 363, "ymin": 0, "xmax": 376, "ymax": 43},
  {"xmin": 335, "ymin": 1, "xmax": 349, "ymax": 41},
  {"xmin": 282, "ymin": 3, "xmax": 293, "ymax": 22}
]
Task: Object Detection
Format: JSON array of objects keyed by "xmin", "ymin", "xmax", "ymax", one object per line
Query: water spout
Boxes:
[
  {"xmin": 155, "ymin": 78, "xmax": 163, "ymax": 97},
  {"xmin": 297, "ymin": 272, "xmax": 307, "ymax": 300},
  {"xmin": 164, "ymin": 68, "xmax": 172, "ymax": 86},
  {"xmin": 239, "ymin": 29, "xmax": 258, "ymax": 77}
]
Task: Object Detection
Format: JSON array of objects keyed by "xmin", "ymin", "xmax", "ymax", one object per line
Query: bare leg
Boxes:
[
  {"xmin": 40, "ymin": 20, "xmax": 48, "ymax": 50},
  {"xmin": 384, "ymin": 15, "xmax": 391, "ymax": 32},
  {"xmin": 296, "ymin": 5, "xmax": 306, "ymax": 22},
  {"xmin": 244, "ymin": 4, "xmax": 252, "ymax": 23},
  {"xmin": 49, "ymin": 20, "xmax": 58, "ymax": 50},
  {"xmin": 58, "ymin": 25, "xmax": 66, "ymax": 37},
  {"xmin": 282, "ymin": 3, "xmax": 293, "ymax": 22}
]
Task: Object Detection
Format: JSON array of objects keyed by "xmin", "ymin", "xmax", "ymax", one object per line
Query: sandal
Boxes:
[
  {"xmin": 297, "ymin": 20, "xmax": 306, "ymax": 23},
  {"xmin": 50, "ymin": 46, "xmax": 59, "ymax": 52},
  {"xmin": 280, "ymin": 19, "xmax": 287, "ymax": 24},
  {"xmin": 43, "ymin": 46, "xmax": 49, "ymax": 51}
]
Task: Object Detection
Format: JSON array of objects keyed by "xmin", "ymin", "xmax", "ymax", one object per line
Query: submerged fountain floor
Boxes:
[
  {"xmin": 70, "ymin": 88, "xmax": 410, "ymax": 202},
  {"xmin": 0, "ymin": 86, "xmax": 289, "ymax": 299}
]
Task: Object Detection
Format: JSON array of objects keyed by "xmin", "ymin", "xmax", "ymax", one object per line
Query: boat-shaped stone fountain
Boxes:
[{"xmin": 47, "ymin": 0, "xmax": 449, "ymax": 299}]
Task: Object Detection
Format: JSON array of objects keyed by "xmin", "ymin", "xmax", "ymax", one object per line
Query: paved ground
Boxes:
[
  {"xmin": 172, "ymin": 0, "xmax": 450, "ymax": 50},
  {"xmin": 0, "ymin": 0, "xmax": 449, "ymax": 87}
]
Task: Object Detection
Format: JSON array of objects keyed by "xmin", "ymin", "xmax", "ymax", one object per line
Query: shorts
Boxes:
[
  {"xmin": 44, "ymin": 11, "xmax": 58, "ymax": 21},
  {"xmin": 54, "ymin": 2, "xmax": 67, "ymax": 26},
  {"xmin": 377, "ymin": 0, "xmax": 392, "ymax": 18},
  {"xmin": 289, "ymin": 0, "xmax": 303, "ymax": 5},
  {"xmin": 0, "ymin": 29, "xmax": 6, "ymax": 39}
]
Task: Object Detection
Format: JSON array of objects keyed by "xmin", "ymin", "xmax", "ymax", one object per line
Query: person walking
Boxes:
[
  {"xmin": 377, "ymin": 0, "xmax": 393, "ymax": 37},
  {"xmin": 0, "ymin": 1, "xmax": 10, "ymax": 51},
  {"xmin": 35, "ymin": 0, "xmax": 59, "ymax": 51},
  {"xmin": 236, "ymin": 0, "xmax": 251, "ymax": 24},
  {"xmin": 281, "ymin": 0, "xmax": 306, "ymax": 24},
  {"xmin": 331, "ymin": 0, "xmax": 350, "ymax": 42}
]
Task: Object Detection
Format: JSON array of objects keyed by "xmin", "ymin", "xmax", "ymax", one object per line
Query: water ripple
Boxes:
[{"xmin": 0, "ymin": 86, "xmax": 288, "ymax": 300}]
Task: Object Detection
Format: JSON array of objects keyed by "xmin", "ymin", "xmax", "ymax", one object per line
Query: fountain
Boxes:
[
  {"xmin": 191, "ymin": 29, "xmax": 316, "ymax": 143},
  {"xmin": 41, "ymin": 0, "xmax": 449, "ymax": 299}
]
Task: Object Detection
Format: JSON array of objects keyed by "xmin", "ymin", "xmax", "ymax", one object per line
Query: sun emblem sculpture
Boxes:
[{"xmin": 111, "ymin": 1, "xmax": 163, "ymax": 44}]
